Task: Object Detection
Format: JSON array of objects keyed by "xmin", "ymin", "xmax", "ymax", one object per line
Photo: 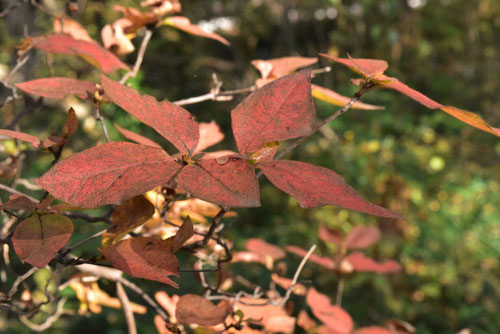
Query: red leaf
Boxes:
[
  {"xmin": 321, "ymin": 54, "xmax": 388, "ymax": 78},
  {"xmin": 271, "ymin": 274, "xmax": 306, "ymax": 295},
  {"xmin": 346, "ymin": 252, "xmax": 401, "ymax": 274},
  {"xmin": 177, "ymin": 155, "xmax": 260, "ymax": 208},
  {"xmin": 36, "ymin": 142, "xmax": 181, "ymax": 208},
  {"xmin": 114, "ymin": 123, "xmax": 162, "ymax": 149},
  {"xmin": 379, "ymin": 75, "xmax": 442, "ymax": 109},
  {"xmin": 233, "ymin": 297, "xmax": 292, "ymax": 331},
  {"xmin": 354, "ymin": 327, "xmax": 392, "ymax": 334},
  {"xmin": 99, "ymin": 236, "xmax": 178, "ymax": 287},
  {"xmin": 0, "ymin": 195, "xmax": 36, "ymax": 212},
  {"xmin": 13, "ymin": 213, "xmax": 73, "ymax": 268},
  {"xmin": 163, "ymin": 16, "xmax": 230, "ymax": 46},
  {"xmin": 102, "ymin": 75, "xmax": 199, "ymax": 155},
  {"xmin": 345, "ymin": 226, "xmax": 381, "ymax": 249},
  {"xmin": 286, "ymin": 245, "xmax": 336, "ymax": 270},
  {"xmin": 31, "ymin": 35, "xmax": 129, "ymax": 73},
  {"xmin": 0, "ymin": 129, "xmax": 42, "ymax": 147},
  {"xmin": 246, "ymin": 238, "xmax": 285, "ymax": 260},
  {"xmin": 176, "ymin": 294, "xmax": 230, "ymax": 326},
  {"xmin": 16, "ymin": 77, "xmax": 97, "ymax": 100},
  {"xmin": 440, "ymin": 106, "xmax": 500, "ymax": 137},
  {"xmin": 306, "ymin": 288, "xmax": 353, "ymax": 334},
  {"xmin": 312, "ymin": 84, "xmax": 384, "ymax": 110},
  {"xmin": 195, "ymin": 121, "xmax": 225, "ymax": 152},
  {"xmin": 260, "ymin": 160, "xmax": 401, "ymax": 218},
  {"xmin": 297, "ymin": 310, "xmax": 318, "ymax": 331},
  {"xmin": 62, "ymin": 108, "xmax": 78, "ymax": 138},
  {"xmin": 102, "ymin": 195, "xmax": 155, "ymax": 247},
  {"xmin": 231, "ymin": 69, "xmax": 315, "ymax": 154},
  {"xmin": 318, "ymin": 226, "xmax": 343, "ymax": 247},
  {"xmin": 251, "ymin": 56, "xmax": 318, "ymax": 79}
]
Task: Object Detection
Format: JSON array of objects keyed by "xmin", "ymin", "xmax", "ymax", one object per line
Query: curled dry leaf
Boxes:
[
  {"xmin": 346, "ymin": 252, "xmax": 401, "ymax": 274},
  {"xmin": 13, "ymin": 213, "xmax": 73, "ymax": 268},
  {"xmin": 231, "ymin": 69, "xmax": 315, "ymax": 155},
  {"xmin": 0, "ymin": 129, "xmax": 42, "ymax": 147},
  {"xmin": 306, "ymin": 288, "xmax": 353, "ymax": 334},
  {"xmin": 176, "ymin": 294, "xmax": 230, "ymax": 326},
  {"xmin": 102, "ymin": 195, "xmax": 155, "ymax": 247},
  {"xmin": 178, "ymin": 156, "xmax": 260, "ymax": 208},
  {"xmin": 251, "ymin": 56, "xmax": 318, "ymax": 79},
  {"xmin": 30, "ymin": 35, "xmax": 129, "ymax": 73},
  {"xmin": 312, "ymin": 84, "xmax": 384, "ymax": 110},
  {"xmin": 113, "ymin": 5, "xmax": 158, "ymax": 33},
  {"xmin": 246, "ymin": 238, "xmax": 285, "ymax": 260},
  {"xmin": 53, "ymin": 16, "xmax": 95, "ymax": 43},
  {"xmin": 37, "ymin": 142, "xmax": 181, "ymax": 208},
  {"xmin": 345, "ymin": 226, "xmax": 381, "ymax": 250},
  {"xmin": 102, "ymin": 75, "xmax": 200, "ymax": 155},
  {"xmin": 114, "ymin": 123, "xmax": 162, "ymax": 149},
  {"xmin": 260, "ymin": 160, "xmax": 401, "ymax": 218},
  {"xmin": 16, "ymin": 78, "xmax": 98, "ymax": 101},
  {"xmin": 101, "ymin": 21, "xmax": 136, "ymax": 55},
  {"xmin": 163, "ymin": 16, "xmax": 230, "ymax": 46},
  {"xmin": 99, "ymin": 236, "xmax": 179, "ymax": 287}
]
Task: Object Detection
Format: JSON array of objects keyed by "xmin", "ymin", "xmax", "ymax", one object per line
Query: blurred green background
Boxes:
[{"xmin": 1, "ymin": 0, "xmax": 499, "ymax": 333}]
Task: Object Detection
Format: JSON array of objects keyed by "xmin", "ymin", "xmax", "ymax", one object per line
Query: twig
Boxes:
[
  {"xmin": 0, "ymin": 184, "xmax": 39, "ymax": 203},
  {"xmin": 62, "ymin": 229, "xmax": 107, "ymax": 254},
  {"xmin": 94, "ymin": 105, "xmax": 110, "ymax": 143},
  {"xmin": 61, "ymin": 212, "xmax": 112, "ymax": 225},
  {"xmin": 182, "ymin": 207, "xmax": 228, "ymax": 252},
  {"xmin": 120, "ymin": 29, "xmax": 153, "ymax": 84},
  {"xmin": 311, "ymin": 66, "xmax": 332, "ymax": 76},
  {"xmin": 2, "ymin": 54, "xmax": 31, "ymax": 88},
  {"xmin": 2, "ymin": 266, "xmax": 37, "ymax": 301},
  {"xmin": 118, "ymin": 277, "xmax": 169, "ymax": 322},
  {"xmin": 116, "ymin": 282, "xmax": 137, "ymax": 334},
  {"xmin": 173, "ymin": 86, "xmax": 254, "ymax": 106},
  {"xmin": 335, "ymin": 276, "xmax": 344, "ymax": 306},
  {"xmin": 19, "ymin": 298, "xmax": 68, "ymax": 332}
]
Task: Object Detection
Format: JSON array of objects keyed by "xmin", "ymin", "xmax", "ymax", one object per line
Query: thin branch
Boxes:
[
  {"xmin": 19, "ymin": 298, "xmax": 68, "ymax": 332},
  {"xmin": 0, "ymin": 184, "xmax": 39, "ymax": 203},
  {"xmin": 62, "ymin": 229, "xmax": 107, "ymax": 254},
  {"xmin": 173, "ymin": 86, "xmax": 254, "ymax": 106},
  {"xmin": 94, "ymin": 105, "xmax": 110, "ymax": 143},
  {"xmin": 120, "ymin": 29, "xmax": 153, "ymax": 84},
  {"xmin": 2, "ymin": 266, "xmax": 37, "ymax": 301},
  {"xmin": 116, "ymin": 282, "xmax": 137, "ymax": 334},
  {"xmin": 335, "ymin": 276, "xmax": 344, "ymax": 306},
  {"xmin": 2, "ymin": 54, "xmax": 31, "ymax": 88},
  {"xmin": 62, "ymin": 212, "xmax": 112, "ymax": 225}
]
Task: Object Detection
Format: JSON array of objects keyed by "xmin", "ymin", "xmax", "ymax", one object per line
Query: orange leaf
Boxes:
[
  {"xmin": 440, "ymin": 106, "xmax": 500, "ymax": 137},
  {"xmin": 163, "ymin": 16, "xmax": 230, "ymax": 46},
  {"xmin": 252, "ymin": 56, "xmax": 318, "ymax": 79},
  {"xmin": 53, "ymin": 16, "xmax": 95, "ymax": 43},
  {"xmin": 306, "ymin": 288, "xmax": 353, "ymax": 334},
  {"xmin": 312, "ymin": 84, "xmax": 384, "ymax": 110}
]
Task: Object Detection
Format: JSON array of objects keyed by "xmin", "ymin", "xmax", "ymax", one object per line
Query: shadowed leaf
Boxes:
[
  {"xmin": 16, "ymin": 77, "xmax": 98, "ymax": 100},
  {"xmin": 312, "ymin": 84, "xmax": 384, "ymax": 110},
  {"xmin": 345, "ymin": 226, "xmax": 381, "ymax": 249},
  {"xmin": 102, "ymin": 195, "xmax": 155, "ymax": 247},
  {"xmin": 165, "ymin": 216, "xmax": 194, "ymax": 252},
  {"xmin": 318, "ymin": 226, "xmax": 343, "ymax": 246},
  {"xmin": 13, "ymin": 213, "xmax": 73, "ymax": 268},
  {"xmin": 100, "ymin": 236, "xmax": 178, "ymax": 287},
  {"xmin": 176, "ymin": 294, "xmax": 230, "ymax": 326},
  {"xmin": 306, "ymin": 288, "xmax": 353, "ymax": 334},
  {"xmin": 102, "ymin": 75, "xmax": 199, "ymax": 154},
  {"xmin": 31, "ymin": 35, "xmax": 129, "ymax": 73},
  {"xmin": 347, "ymin": 252, "xmax": 401, "ymax": 274},
  {"xmin": 1, "ymin": 195, "xmax": 36, "ymax": 212},
  {"xmin": 37, "ymin": 142, "xmax": 181, "ymax": 208},
  {"xmin": 114, "ymin": 123, "xmax": 162, "ymax": 149},
  {"xmin": 163, "ymin": 16, "xmax": 230, "ymax": 46},
  {"xmin": 178, "ymin": 155, "xmax": 260, "ymax": 208},
  {"xmin": 195, "ymin": 121, "xmax": 225, "ymax": 152},
  {"xmin": 231, "ymin": 69, "xmax": 315, "ymax": 154},
  {"xmin": 260, "ymin": 160, "xmax": 401, "ymax": 218}
]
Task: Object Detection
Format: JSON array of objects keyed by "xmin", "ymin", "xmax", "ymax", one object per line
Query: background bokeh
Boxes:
[{"xmin": 1, "ymin": 0, "xmax": 499, "ymax": 333}]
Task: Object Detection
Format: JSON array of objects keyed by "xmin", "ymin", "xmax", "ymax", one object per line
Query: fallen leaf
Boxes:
[
  {"xmin": 37, "ymin": 142, "xmax": 181, "ymax": 208},
  {"xmin": 231, "ymin": 69, "xmax": 315, "ymax": 155},
  {"xmin": 13, "ymin": 213, "xmax": 73, "ymax": 268}
]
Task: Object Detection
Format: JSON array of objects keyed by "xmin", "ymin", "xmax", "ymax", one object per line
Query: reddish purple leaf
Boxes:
[
  {"xmin": 306, "ymin": 288, "xmax": 353, "ymax": 334},
  {"xmin": 318, "ymin": 226, "xmax": 343, "ymax": 247},
  {"xmin": 320, "ymin": 54, "xmax": 388, "ymax": 78},
  {"xmin": 36, "ymin": 142, "xmax": 181, "ymax": 208},
  {"xmin": 260, "ymin": 160, "xmax": 401, "ymax": 218},
  {"xmin": 102, "ymin": 75, "xmax": 199, "ymax": 155},
  {"xmin": 246, "ymin": 238, "xmax": 285, "ymax": 260},
  {"xmin": 13, "ymin": 213, "xmax": 73, "ymax": 268},
  {"xmin": 231, "ymin": 69, "xmax": 315, "ymax": 155},
  {"xmin": 345, "ymin": 226, "xmax": 381, "ymax": 250},
  {"xmin": 347, "ymin": 252, "xmax": 401, "ymax": 274},
  {"xmin": 286, "ymin": 245, "xmax": 336, "ymax": 270},
  {"xmin": 16, "ymin": 77, "xmax": 97, "ymax": 100},
  {"xmin": 0, "ymin": 129, "xmax": 42, "ymax": 147},
  {"xmin": 379, "ymin": 75, "xmax": 442, "ymax": 109},
  {"xmin": 31, "ymin": 35, "xmax": 129, "ymax": 73},
  {"xmin": 251, "ymin": 56, "xmax": 318, "ymax": 79},
  {"xmin": 114, "ymin": 123, "xmax": 162, "ymax": 149},
  {"xmin": 99, "ymin": 236, "xmax": 178, "ymax": 287},
  {"xmin": 176, "ymin": 294, "xmax": 230, "ymax": 326},
  {"xmin": 163, "ymin": 16, "xmax": 230, "ymax": 46},
  {"xmin": 177, "ymin": 155, "xmax": 260, "ymax": 208}
]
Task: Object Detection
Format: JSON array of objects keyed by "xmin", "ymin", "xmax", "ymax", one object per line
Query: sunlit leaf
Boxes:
[
  {"xmin": 251, "ymin": 56, "xmax": 318, "ymax": 79},
  {"xmin": 312, "ymin": 84, "xmax": 384, "ymax": 110},
  {"xmin": 53, "ymin": 16, "xmax": 95, "ymax": 43},
  {"xmin": 246, "ymin": 238, "xmax": 285, "ymax": 260},
  {"xmin": 16, "ymin": 77, "xmax": 98, "ymax": 100},
  {"xmin": 163, "ymin": 16, "xmax": 230, "ymax": 46},
  {"xmin": 440, "ymin": 106, "xmax": 500, "ymax": 137},
  {"xmin": 195, "ymin": 121, "xmax": 225, "ymax": 152}
]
